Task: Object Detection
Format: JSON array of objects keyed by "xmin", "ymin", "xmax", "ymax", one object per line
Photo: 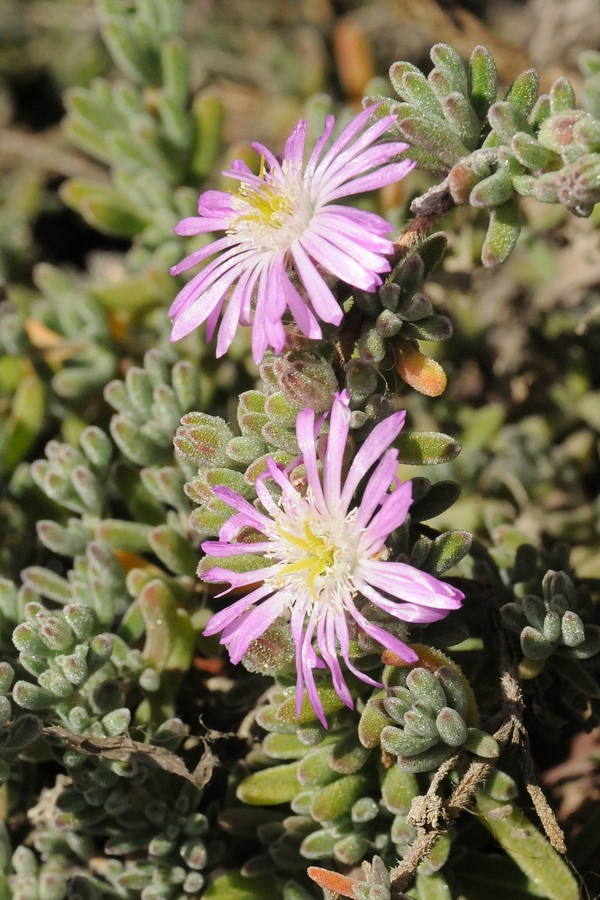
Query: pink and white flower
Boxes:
[
  {"xmin": 169, "ymin": 108, "xmax": 415, "ymax": 363},
  {"xmin": 202, "ymin": 394, "xmax": 464, "ymax": 727}
]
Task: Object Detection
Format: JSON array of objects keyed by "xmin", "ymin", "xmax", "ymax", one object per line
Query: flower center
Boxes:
[
  {"xmin": 265, "ymin": 502, "xmax": 360, "ymax": 609},
  {"xmin": 229, "ymin": 159, "xmax": 313, "ymax": 251}
]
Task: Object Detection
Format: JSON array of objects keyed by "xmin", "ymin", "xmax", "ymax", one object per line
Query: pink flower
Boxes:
[
  {"xmin": 169, "ymin": 108, "xmax": 415, "ymax": 363},
  {"xmin": 202, "ymin": 394, "xmax": 464, "ymax": 727}
]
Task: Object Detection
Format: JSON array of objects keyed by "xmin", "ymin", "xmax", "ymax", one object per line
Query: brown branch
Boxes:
[
  {"xmin": 389, "ymin": 613, "xmax": 566, "ymax": 893},
  {"xmin": 388, "ymin": 727, "xmax": 505, "ymax": 892},
  {"xmin": 497, "ymin": 631, "xmax": 567, "ymax": 854},
  {"xmin": 391, "ymin": 184, "xmax": 455, "ymax": 268}
]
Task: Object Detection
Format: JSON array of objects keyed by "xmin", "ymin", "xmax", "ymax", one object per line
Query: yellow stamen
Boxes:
[
  {"xmin": 232, "ymin": 156, "xmax": 293, "ymax": 230},
  {"xmin": 274, "ymin": 520, "xmax": 336, "ymax": 601}
]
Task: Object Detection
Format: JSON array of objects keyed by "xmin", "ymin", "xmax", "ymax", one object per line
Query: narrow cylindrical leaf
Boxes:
[
  {"xmin": 436, "ymin": 707, "xmax": 468, "ymax": 746},
  {"xmin": 391, "ymin": 63, "xmax": 444, "ymax": 120},
  {"xmin": 80, "ymin": 426, "xmax": 113, "ymax": 471},
  {"xmin": 13, "ymin": 681, "xmax": 54, "ymax": 710},
  {"xmin": 396, "ymin": 116, "xmax": 469, "ymax": 169},
  {"xmin": 87, "ymin": 634, "xmax": 113, "ymax": 673},
  {"xmin": 511, "ymin": 131, "xmax": 559, "ymax": 169},
  {"xmin": 0, "ymin": 663, "xmax": 14, "ymax": 694},
  {"xmin": 434, "ymin": 666, "xmax": 468, "ymax": 719},
  {"xmin": 442, "ymin": 92, "xmax": 480, "ymax": 149},
  {"xmin": 469, "ymin": 45, "xmax": 498, "ymax": 122},
  {"xmin": 36, "ymin": 520, "xmax": 90, "ymax": 558},
  {"xmin": 503, "ymin": 69, "xmax": 539, "ymax": 115},
  {"xmin": 22, "ymin": 568, "xmax": 72, "ymax": 605},
  {"xmin": 381, "ymin": 725, "xmax": 439, "ymax": 758},
  {"xmin": 63, "ymin": 604, "xmax": 94, "ymax": 641},
  {"xmin": 543, "ymin": 611, "xmax": 561, "ymax": 643},
  {"xmin": 522, "ymin": 595, "xmax": 546, "ymax": 630},
  {"xmin": 521, "ymin": 626, "xmax": 554, "ymax": 661},
  {"xmin": 404, "ymin": 708, "xmax": 439, "ymax": 740},
  {"xmin": 310, "ymin": 773, "xmax": 372, "ymax": 823},
  {"xmin": 380, "ymin": 763, "xmax": 419, "ymax": 814},
  {"xmin": 102, "ymin": 708, "xmax": 131, "ymax": 737},
  {"xmin": 6, "ymin": 714, "xmax": 43, "ymax": 751},
  {"xmin": 549, "ymin": 76, "xmax": 576, "ymax": 114},
  {"xmin": 397, "ymin": 744, "xmax": 456, "ymax": 774},
  {"xmin": 561, "ymin": 611, "xmax": 585, "ymax": 647},
  {"xmin": 430, "ymin": 44, "xmax": 468, "ymax": 95},
  {"xmin": 237, "ymin": 762, "xmax": 301, "ymax": 806},
  {"xmin": 463, "ymin": 728, "xmax": 499, "ymax": 758},
  {"xmin": 333, "ymin": 833, "xmax": 371, "ymax": 865},
  {"xmin": 481, "ymin": 199, "xmax": 521, "ymax": 267}
]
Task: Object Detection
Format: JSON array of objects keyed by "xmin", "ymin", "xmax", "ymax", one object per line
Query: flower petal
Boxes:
[
  {"xmin": 352, "ymin": 450, "xmax": 399, "ymax": 526},
  {"xmin": 360, "ymin": 480, "xmax": 413, "ymax": 552},
  {"xmin": 359, "ymin": 559, "xmax": 464, "ymax": 608},
  {"xmin": 341, "ymin": 411, "xmax": 406, "ymax": 509},
  {"xmin": 290, "ymin": 242, "xmax": 343, "ymax": 324},
  {"xmin": 203, "ymin": 582, "xmax": 273, "ymax": 636},
  {"xmin": 224, "ymin": 591, "xmax": 291, "ymax": 663},
  {"xmin": 322, "ymin": 395, "xmax": 351, "ymax": 510},
  {"xmin": 295, "ymin": 407, "xmax": 327, "ymax": 515},
  {"xmin": 345, "ymin": 596, "xmax": 418, "ymax": 663}
]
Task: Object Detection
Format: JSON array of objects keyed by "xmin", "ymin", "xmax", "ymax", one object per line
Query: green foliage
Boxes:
[
  {"xmin": 501, "ymin": 568, "xmax": 600, "ymax": 696},
  {"xmin": 378, "ymin": 665, "xmax": 497, "ymax": 773},
  {"xmin": 61, "ymin": 0, "xmax": 218, "ymax": 277},
  {"xmin": 368, "ymin": 42, "xmax": 600, "ymax": 266},
  {"xmin": 352, "ymin": 234, "xmax": 455, "ymax": 401}
]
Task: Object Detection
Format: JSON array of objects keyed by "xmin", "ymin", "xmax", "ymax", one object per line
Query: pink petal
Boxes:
[
  {"xmin": 225, "ymin": 592, "xmax": 291, "ymax": 663},
  {"xmin": 322, "ymin": 395, "xmax": 352, "ymax": 509},
  {"xmin": 299, "ymin": 231, "xmax": 382, "ymax": 291},
  {"xmin": 324, "ymin": 203, "xmax": 399, "ymax": 232},
  {"xmin": 169, "ymin": 244, "xmax": 252, "ymax": 318},
  {"xmin": 254, "ymin": 477, "xmax": 281, "ymax": 518},
  {"xmin": 314, "ymin": 210, "xmax": 394, "ymax": 254},
  {"xmin": 203, "ymin": 582, "xmax": 273, "ymax": 636},
  {"xmin": 201, "ymin": 566, "xmax": 272, "ymax": 589},
  {"xmin": 271, "ymin": 254, "xmax": 322, "ymax": 340},
  {"xmin": 334, "ymin": 611, "xmax": 382, "ymax": 688},
  {"xmin": 290, "ymin": 242, "xmax": 343, "ymax": 324},
  {"xmin": 295, "ymin": 408, "xmax": 327, "ymax": 515},
  {"xmin": 352, "ymin": 450, "xmax": 399, "ymax": 526},
  {"xmin": 311, "ymin": 106, "xmax": 380, "ymax": 181},
  {"xmin": 309, "ymin": 221, "xmax": 392, "ymax": 276},
  {"xmin": 345, "ymin": 596, "xmax": 418, "ymax": 663},
  {"xmin": 283, "ymin": 119, "xmax": 307, "ymax": 168},
  {"xmin": 304, "ymin": 114, "xmax": 336, "ymax": 179},
  {"xmin": 170, "ymin": 266, "xmax": 241, "ymax": 341},
  {"xmin": 251, "ymin": 141, "xmax": 280, "ymax": 171},
  {"xmin": 358, "ymin": 580, "xmax": 450, "ymax": 623},
  {"xmin": 170, "ymin": 236, "xmax": 231, "ymax": 277},
  {"xmin": 250, "ymin": 264, "xmax": 272, "ymax": 364},
  {"xmin": 216, "ymin": 255, "xmax": 264, "ymax": 356},
  {"xmin": 198, "ymin": 190, "xmax": 236, "ymax": 217},
  {"xmin": 201, "ymin": 540, "xmax": 274, "ymax": 557},
  {"xmin": 360, "ymin": 480, "xmax": 413, "ymax": 551},
  {"xmin": 314, "ymin": 128, "xmax": 406, "ymax": 194},
  {"xmin": 301, "ymin": 607, "xmax": 327, "ymax": 727},
  {"xmin": 340, "ymin": 411, "xmax": 406, "ymax": 509},
  {"xmin": 174, "ymin": 216, "xmax": 228, "ymax": 236},
  {"xmin": 317, "ymin": 612, "xmax": 353, "ymax": 708},
  {"xmin": 326, "ymin": 159, "xmax": 417, "ymax": 201},
  {"xmin": 359, "ymin": 559, "xmax": 464, "ymax": 608}
]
